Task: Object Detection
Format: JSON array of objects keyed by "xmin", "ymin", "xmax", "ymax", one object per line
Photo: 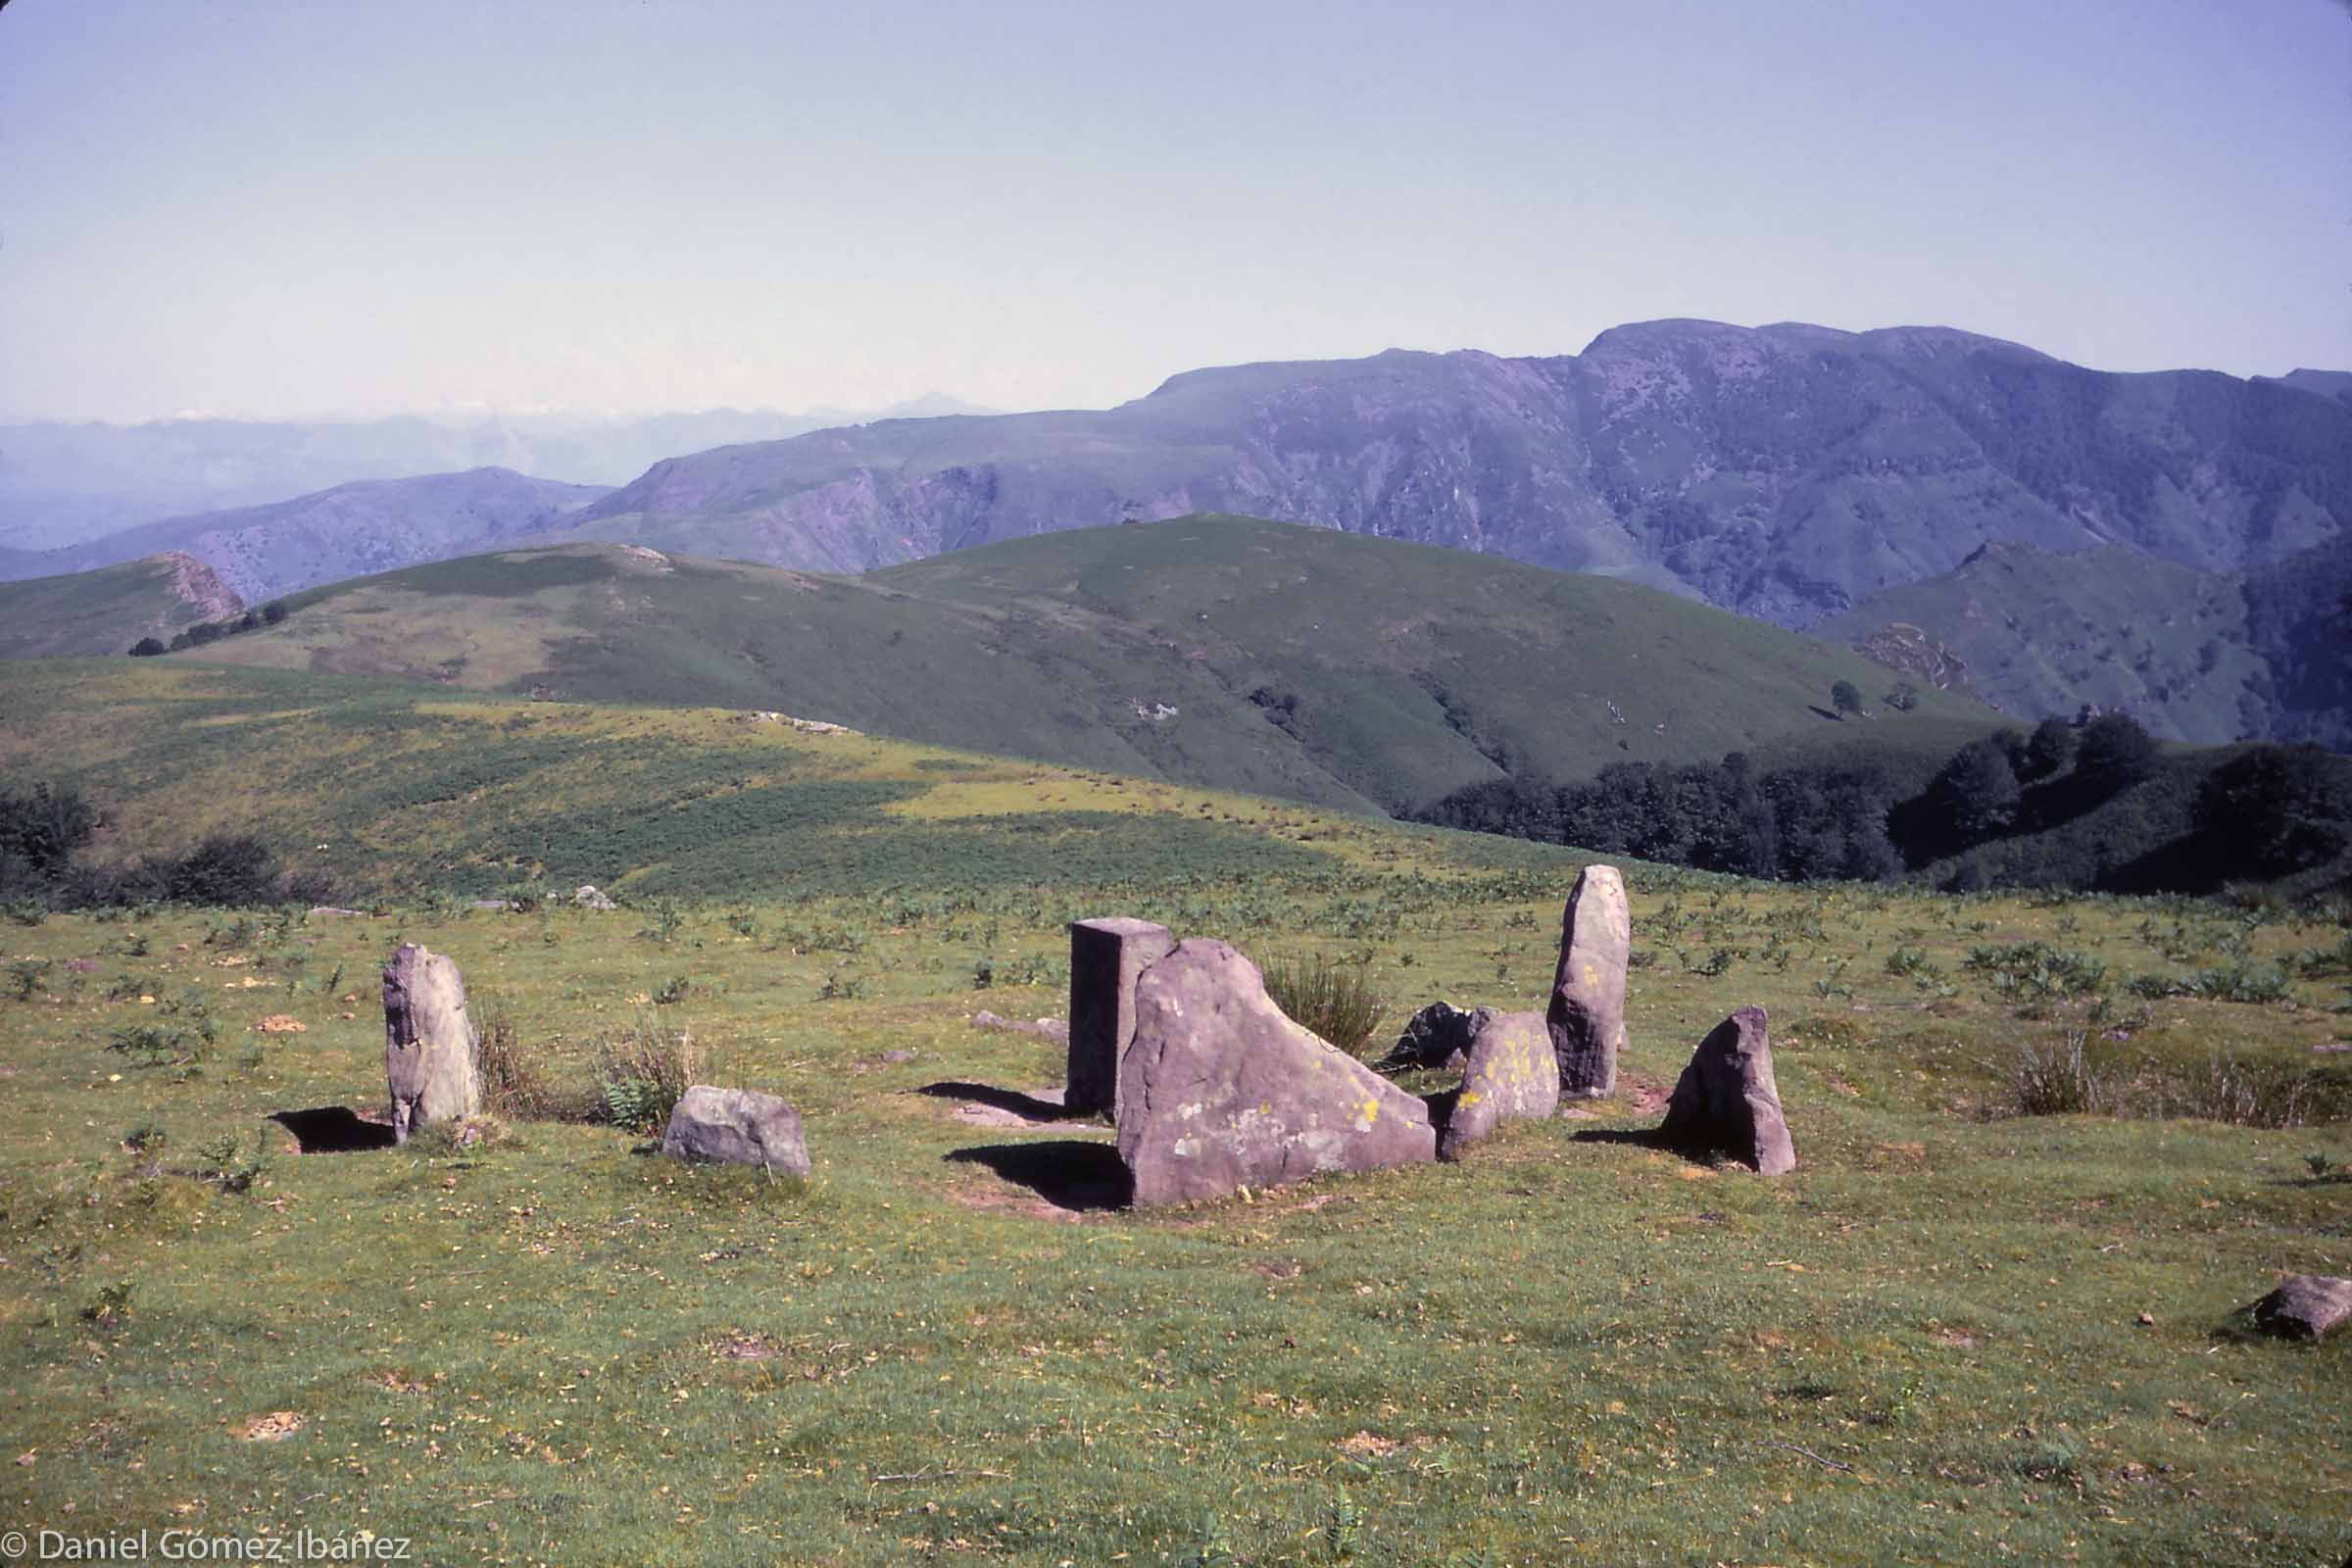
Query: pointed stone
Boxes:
[
  {"xmin": 1546, "ymin": 864, "xmax": 1630, "ymax": 1097},
  {"xmin": 1438, "ymin": 1011, "xmax": 1559, "ymax": 1160},
  {"xmin": 1065, "ymin": 916, "xmax": 1175, "ymax": 1114},
  {"xmin": 1116, "ymin": 939, "xmax": 1435, "ymax": 1206},
  {"xmin": 381, "ymin": 944, "xmax": 479, "ymax": 1143},
  {"xmin": 1658, "ymin": 1006, "xmax": 1795, "ymax": 1175}
]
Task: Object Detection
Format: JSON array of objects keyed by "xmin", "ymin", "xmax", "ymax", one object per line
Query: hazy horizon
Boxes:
[{"xmin": 3, "ymin": 0, "xmax": 2348, "ymax": 424}]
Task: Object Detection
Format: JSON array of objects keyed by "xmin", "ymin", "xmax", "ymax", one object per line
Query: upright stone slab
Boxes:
[
  {"xmin": 1065, "ymin": 917, "xmax": 1175, "ymax": 1114},
  {"xmin": 1657, "ymin": 1006, "xmax": 1796, "ymax": 1174},
  {"xmin": 382, "ymin": 943, "xmax": 480, "ymax": 1143},
  {"xmin": 1116, "ymin": 939, "xmax": 1436, "ymax": 1206},
  {"xmin": 1439, "ymin": 1010, "xmax": 1559, "ymax": 1160},
  {"xmin": 1546, "ymin": 864, "xmax": 1630, "ymax": 1097}
]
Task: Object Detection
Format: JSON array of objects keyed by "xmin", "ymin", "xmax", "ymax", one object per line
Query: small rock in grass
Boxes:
[
  {"xmin": 661, "ymin": 1086, "xmax": 811, "ymax": 1176},
  {"xmin": 2251, "ymin": 1274, "xmax": 2352, "ymax": 1341}
]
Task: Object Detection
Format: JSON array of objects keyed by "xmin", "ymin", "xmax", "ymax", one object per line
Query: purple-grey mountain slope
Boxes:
[
  {"xmin": 557, "ymin": 321, "xmax": 2352, "ymax": 627},
  {"xmin": 2, "ymin": 468, "xmax": 611, "ymax": 604}
]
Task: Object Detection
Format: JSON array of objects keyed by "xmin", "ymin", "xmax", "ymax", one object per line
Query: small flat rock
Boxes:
[
  {"xmin": 661, "ymin": 1086, "xmax": 811, "ymax": 1176},
  {"xmin": 2252, "ymin": 1274, "xmax": 2352, "ymax": 1341},
  {"xmin": 570, "ymin": 885, "xmax": 617, "ymax": 910},
  {"xmin": 1439, "ymin": 1011, "xmax": 1559, "ymax": 1160},
  {"xmin": 1116, "ymin": 939, "xmax": 1434, "ymax": 1206},
  {"xmin": 879, "ymin": 1049, "xmax": 918, "ymax": 1064}
]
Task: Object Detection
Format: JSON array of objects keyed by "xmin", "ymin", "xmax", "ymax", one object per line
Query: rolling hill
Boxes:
[
  {"xmin": 558, "ymin": 321, "xmax": 2352, "ymax": 627},
  {"xmin": 0, "ymin": 467, "xmax": 612, "ymax": 603},
  {"xmin": 156, "ymin": 515, "xmax": 2002, "ymax": 815},
  {"xmin": 0, "ymin": 552, "xmax": 242, "ymax": 659}
]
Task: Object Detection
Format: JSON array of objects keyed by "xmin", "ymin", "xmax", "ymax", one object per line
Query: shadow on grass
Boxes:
[
  {"xmin": 270, "ymin": 1105, "xmax": 397, "ymax": 1153},
  {"xmin": 1570, "ymin": 1123, "xmax": 1734, "ymax": 1173},
  {"xmin": 945, "ymin": 1141, "xmax": 1132, "ymax": 1211},
  {"xmin": 917, "ymin": 1081, "xmax": 1087, "ymax": 1123}
]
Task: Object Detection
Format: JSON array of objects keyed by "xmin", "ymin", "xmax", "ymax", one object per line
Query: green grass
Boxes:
[
  {"xmin": 161, "ymin": 516, "xmax": 2004, "ymax": 811},
  {"xmin": 2, "ymin": 702, "xmax": 2350, "ymax": 1561}
]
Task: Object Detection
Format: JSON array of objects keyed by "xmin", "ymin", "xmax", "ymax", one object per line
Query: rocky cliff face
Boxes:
[{"xmin": 565, "ymin": 322, "xmax": 2352, "ymax": 628}]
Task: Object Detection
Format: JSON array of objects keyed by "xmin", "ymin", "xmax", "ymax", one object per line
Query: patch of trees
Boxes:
[
  {"xmin": 1412, "ymin": 712, "xmax": 2352, "ymax": 896},
  {"xmin": 0, "ymin": 782, "xmax": 330, "ymax": 909},
  {"xmin": 129, "ymin": 600, "xmax": 287, "ymax": 657}
]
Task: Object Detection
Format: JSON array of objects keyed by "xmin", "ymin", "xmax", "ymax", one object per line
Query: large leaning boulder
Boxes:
[
  {"xmin": 1116, "ymin": 940, "xmax": 1435, "ymax": 1205},
  {"xmin": 1065, "ymin": 917, "xmax": 1175, "ymax": 1114},
  {"xmin": 1657, "ymin": 1006, "xmax": 1795, "ymax": 1174},
  {"xmin": 382, "ymin": 944, "xmax": 480, "ymax": 1143},
  {"xmin": 1380, "ymin": 1002, "xmax": 1494, "ymax": 1072},
  {"xmin": 661, "ymin": 1086, "xmax": 811, "ymax": 1175},
  {"xmin": 1439, "ymin": 1010, "xmax": 1559, "ymax": 1160},
  {"xmin": 2252, "ymin": 1274, "xmax": 2352, "ymax": 1341},
  {"xmin": 1546, "ymin": 864, "xmax": 1630, "ymax": 1097}
]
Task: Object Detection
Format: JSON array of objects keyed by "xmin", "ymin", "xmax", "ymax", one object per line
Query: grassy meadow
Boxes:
[{"xmin": 1, "ymin": 663, "xmax": 2349, "ymax": 1565}]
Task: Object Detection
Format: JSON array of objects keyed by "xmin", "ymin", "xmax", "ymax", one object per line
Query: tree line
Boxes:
[
  {"xmin": 1410, "ymin": 712, "xmax": 2352, "ymax": 895},
  {"xmin": 129, "ymin": 600, "xmax": 287, "ymax": 657}
]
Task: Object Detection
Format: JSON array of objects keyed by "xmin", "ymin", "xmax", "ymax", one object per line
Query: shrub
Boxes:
[
  {"xmin": 2002, "ymin": 1033, "xmax": 2112, "ymax": 1116},
  {"xmin": 474, "ymin": 1003, "xmax": 564, "ymax": 1121},
  {"xmin": 1263, "ymin": 954, "xmax": 1386, "ymax": 1060},
  {"xmin": 594, "ymin": 1014, "xmax": 702, "ymax": 1134}
]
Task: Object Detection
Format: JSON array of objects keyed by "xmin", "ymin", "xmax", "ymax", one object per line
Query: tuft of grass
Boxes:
[
  {"xmin": 1263, "ymin": 953, "xmax": 1388, "ymax": 1060},
  {"xmin": 593, "ymin": 1012, "xmax": 703, "ymax": 1134}
]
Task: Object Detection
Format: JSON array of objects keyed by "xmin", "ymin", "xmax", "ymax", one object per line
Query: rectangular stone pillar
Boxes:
[{"xmin": 1066, "ymin": 917, "xmax": 1175, "ymax": 1114}]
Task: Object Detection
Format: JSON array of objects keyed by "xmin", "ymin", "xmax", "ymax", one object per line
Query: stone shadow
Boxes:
[
  {"xmin": 917, "ymin": 1081, "xmax": 1089, "ymax": 1124},
  {"xmin": 270, "ymin": 1105, "xmax": 397, "ymax": 1153},
  {"xmin": 945, "ymin": 1141, "xmax": 1133, "ymax": 1212}
]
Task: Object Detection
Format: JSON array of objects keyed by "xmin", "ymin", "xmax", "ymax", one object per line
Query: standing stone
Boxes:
[
  {"xmin": 2252, "ymin": 1274, "xmax": 2352, "ymax": 1341},
  {"xmin": 1380, "ymin": 1002, "xmax": 1494, "ymax": 1073},
  {"xmin": 661, "ymin": 1086, "xmax": 812, "ymax": 1175},
  {"xmin": 1657, "ymin": 1006, "xmax": 1795, "ymax": 1174},
  {"xmin": 1546, "ymin": 864, "xmax": 1631, "ymax": 1097},
  {"xmin": 382, "ymin": 944, "xmax": 480, "ymax": 1143},
  {"xmin": 1439, "ymin": 1011, "xmax": 1559, "ymax": 1160},
  {"xmin": 1065, "ymin": 917, "xmax": 1175, "ymax": 1115},
  {"xmin": 1116, "ymin": 939, "xmax": 1435, "ymax": 1205}
]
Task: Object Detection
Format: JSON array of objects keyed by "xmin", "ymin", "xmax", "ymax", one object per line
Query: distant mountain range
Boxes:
[
  {"xmin": 5, "ymin": 469, "xmax": 610, "ymax": 604},
  {"xmin": 0, "ymin": 396, "xmax": 993, "ymax": 549},
  {"xmin": 4, "ymin": 321, "xmax": 2344, "ymax": 745},
  {"xmin": 561, "ymin": 322, "xmax": 2352, "ymax": 631}
]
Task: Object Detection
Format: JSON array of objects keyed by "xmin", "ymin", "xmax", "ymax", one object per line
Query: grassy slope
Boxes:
[
  {"xmin": 169, "ymin": 516, "xmax": 2002, "ymax": 813},
  {"xmin": 0, "ymin": 675, "xmax": 2346, "ymax": 1563},
  {"xmin": 1817, "ymin": 544, "xmax": 2271, "ymax": 744},
  {"xmin": 0, "ymin": 556, "xmax": 233, "ymax": 659}
]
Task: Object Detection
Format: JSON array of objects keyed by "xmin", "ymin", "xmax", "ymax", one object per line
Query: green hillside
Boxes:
[
  {"xmin": 1, "ymin": 659, "xmax": 2348, "ymax": 1565},
  {"xmin": 0, "ymin": 553, "xmax": 241, "ymax": 659},
  {"xmin": 169, "ymin": 515, "xmax": 2001, "ymax": 813}
]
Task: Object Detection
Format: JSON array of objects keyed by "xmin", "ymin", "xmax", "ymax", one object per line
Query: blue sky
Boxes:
[{"xmin": 2, "ymin": 0, "xmax": 2347, "ymax": 421}]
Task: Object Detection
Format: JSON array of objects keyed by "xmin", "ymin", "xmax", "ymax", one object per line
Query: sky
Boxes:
[{"xmin": 1, "ymin": 0, "xmax": 2348, "ymax": 423}]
